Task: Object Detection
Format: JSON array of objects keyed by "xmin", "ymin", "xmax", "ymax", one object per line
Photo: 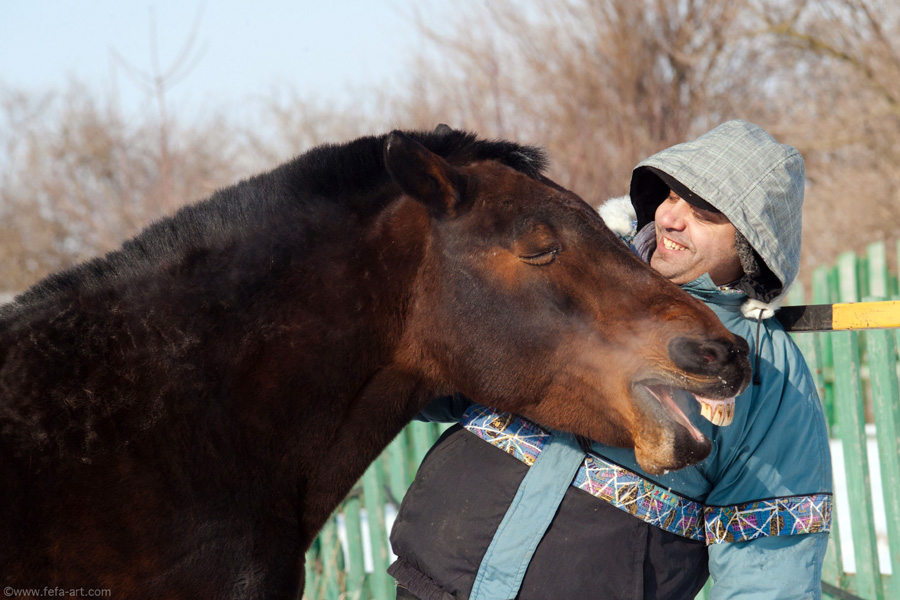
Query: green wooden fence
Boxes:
[
  {"xmin": 789, "ymin": 241, "xmax": 900, "ymax": 600},
  {"xmin": 303, "ymin": 241, "xmax": 900, "ymax": 600},
  {"xmin": 303, "ymin": 420, "xmax": 450, "ymax": 600}
]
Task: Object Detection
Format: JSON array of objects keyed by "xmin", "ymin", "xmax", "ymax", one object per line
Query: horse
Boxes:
[{"xmin": 0, "ymin": 127, "xmax": 750, "ymax": 598}]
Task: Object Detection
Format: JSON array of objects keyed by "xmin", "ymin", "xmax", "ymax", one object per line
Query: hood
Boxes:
[{"xmin": 629, "ymin": 120, "xmax": 805, "ymax": 304}]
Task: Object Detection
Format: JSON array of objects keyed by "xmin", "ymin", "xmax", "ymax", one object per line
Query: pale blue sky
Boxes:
[{"xmin": 1, "ymin": 0, "xmax": 437, "ymax": 118}]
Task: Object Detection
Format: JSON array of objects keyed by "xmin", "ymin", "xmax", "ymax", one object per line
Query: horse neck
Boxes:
[
  {"xmin": 269, "ymin": 196, "xmax": 439, "ymax": 544},
  {"xmin": 0, "ymin": 190, "xmax": 439, "ymax": 550}
]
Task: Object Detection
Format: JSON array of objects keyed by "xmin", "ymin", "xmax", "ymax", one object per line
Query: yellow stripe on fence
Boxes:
[
  {"xmin": 777, "ymin": 301, "xmax": 900, "ymax": 332},
  {"xmin": 832, "ymin": 300, "xmax": 900, "ymax": 330}
]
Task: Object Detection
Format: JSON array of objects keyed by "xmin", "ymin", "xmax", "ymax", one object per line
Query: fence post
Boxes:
[
  {"xmin": 814, "ymin": 266, "xmax": 837, "ymax": 430},
  {"xmin": 409, "ymin": 421, "xmax": 435, "ymax": 476},
  {"xmin": 789, "ymin": 287, "xmax": 847, "ymax": 590},
  {"xmin": 318, "ymin": 518, "xmax": 343, "ymax": 600},
  {"xmin": 833, "ymin": 329, "xmax": 883, "ymax": 599},
  {"xmin": 343, "ymin": 489, "xmax": 368, "ymax": 599},
  {"xmin": 305, "ymin": 539, "xmax": 320, "ymax": 599},
  {"xmin": 362, "ymin": 458, "xmax": 394, "ymax": 600},
  {"xmin": 867, "ymin": 243, "xmax": 889, "ymax": 299},
  {"xmin": 834, "ymin": 253, "xmax": 883, "ymax": 599},
  {"xmin": 385, "ymin": 433, "xmax": 410, "ymax": 506},
  {"xmin": 865, "ymin": 307, "xmax": 900, "ymax": 599}
]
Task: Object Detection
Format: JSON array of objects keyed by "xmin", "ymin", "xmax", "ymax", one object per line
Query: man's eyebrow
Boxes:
[{"xmin": 693, "ymin": 205, "xmax": 728, "ymax": 221}]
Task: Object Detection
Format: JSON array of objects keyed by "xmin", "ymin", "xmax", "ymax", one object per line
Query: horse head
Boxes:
[{"xmin": 385, "ymin": 131, "xmax": 751, "ymax": 474}]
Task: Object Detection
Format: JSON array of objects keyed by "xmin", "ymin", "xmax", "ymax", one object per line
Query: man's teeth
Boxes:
[
  {"xmin": 663, "ymin": 237, "xmax": 688, "ymax": 251},
  {"xmin": 698, "ymin": 398, "xmax": 735, "ymax": 426}
]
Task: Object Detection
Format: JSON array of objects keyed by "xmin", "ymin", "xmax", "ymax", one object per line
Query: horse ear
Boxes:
[{"xmin": 384, "ymin": 130, "xmax": 464, "ymax": 218}]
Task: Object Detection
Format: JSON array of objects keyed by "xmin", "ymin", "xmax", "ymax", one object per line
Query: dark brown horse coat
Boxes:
[{"xmin": 0, "ymin": 129, "xmax": 749, "ymax": 598}]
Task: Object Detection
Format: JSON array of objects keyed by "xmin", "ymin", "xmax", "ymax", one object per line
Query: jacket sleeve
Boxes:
[
  {"xmin": 708, "ymin": 532, "xmax": 828, "ymax": 599},
  {"xmin": 702, "ymin": 324, "xmax": 833, "ymax": 598},
  {"xmin": 414, "ymin": 394, "xmax": 472, "ymax": 423},
  {"xmin": 704, "ymin": 323, "xmax": 833, "ymax": 504}
]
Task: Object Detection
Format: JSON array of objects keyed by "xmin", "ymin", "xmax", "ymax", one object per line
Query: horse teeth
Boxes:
[{"xmin": 697, "ymin": 399, "xmax": 735, "ymax": 427}]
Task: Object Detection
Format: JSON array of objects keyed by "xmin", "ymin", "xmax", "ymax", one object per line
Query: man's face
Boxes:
[{"xmin": 650, "ymin": 191, "xmax": 744, "ymax": 286}]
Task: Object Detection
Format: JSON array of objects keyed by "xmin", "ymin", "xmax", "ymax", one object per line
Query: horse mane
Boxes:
[{"xmin": 2, "ymin": 129, "xmax": 547, "ymax": 318}]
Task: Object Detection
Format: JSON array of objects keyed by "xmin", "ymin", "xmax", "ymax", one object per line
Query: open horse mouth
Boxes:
[
  {"xmin": 636, "ymin": 382, "xmax": 737, "ymax": 443},
  {"xmin": 630, "ymin": 334, "xmax": 749, "ymax": 444}
]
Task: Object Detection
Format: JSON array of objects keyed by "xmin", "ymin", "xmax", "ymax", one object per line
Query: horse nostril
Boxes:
[
  {"xmin": 668, "ymin": 337, "xmax": 739, "ymax": 373},
  {"xmin": 699, "ymin": 348, "xmax": 718, "ymax": 364},
  {"xmin": 699, "ymin": 340, "xmax": 728, "ymax": 364}
]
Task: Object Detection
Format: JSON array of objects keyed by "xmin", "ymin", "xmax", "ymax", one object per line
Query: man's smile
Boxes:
[{"xmin": 661, "ymin": 236, "xmax": 689, "ymax": 252}]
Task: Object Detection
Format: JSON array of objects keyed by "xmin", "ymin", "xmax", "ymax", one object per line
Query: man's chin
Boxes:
[{"xmin": 649, "ymin": 256, "xmax": 692, "ymax": 285}]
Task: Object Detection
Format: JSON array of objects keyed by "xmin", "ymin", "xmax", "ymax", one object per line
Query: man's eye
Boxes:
[{"xmin": 692, "ymin": 208, "xmax": 718, "ymax": 223}]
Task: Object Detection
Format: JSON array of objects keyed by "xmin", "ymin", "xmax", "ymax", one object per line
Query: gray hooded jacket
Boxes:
[{"xmin": 629, "ymin": 120, "xmax": 804, "ymax": 305}]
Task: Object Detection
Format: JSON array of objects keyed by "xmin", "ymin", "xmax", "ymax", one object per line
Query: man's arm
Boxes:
[
  {"xmin": 708, "ymin": 533, "xmax": 829, "ymax": 599},
  {"xmin": 701, "ymin": 322, "xmax": 833, "ymax": 599}
]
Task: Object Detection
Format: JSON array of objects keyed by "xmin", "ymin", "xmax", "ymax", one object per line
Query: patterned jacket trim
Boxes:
[{"xmin": 461, "ymin": 405, "xmax": 832, "ymax": 545}]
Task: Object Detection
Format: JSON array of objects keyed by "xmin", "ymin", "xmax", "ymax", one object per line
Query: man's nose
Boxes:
[{"xmin": 657, "ymin": 198, "xmax": 690, "ymax": 229}]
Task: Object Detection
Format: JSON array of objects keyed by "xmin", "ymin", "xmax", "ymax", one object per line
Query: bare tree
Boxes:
[
  {"xmin": 0, "ymin": 77, "xmax": 386, "ymax": 297},
  {"xmin": 4, "ymin": 0, "xmax": 899, "ymax": 296},
  {"xmin": 239, "ymin": 85, "xmax": 378, "ymax": 167},
  {"xmin": 0, "ymin": 3, "xmax": 243, "ymax": 296},
  {"xmin": 395, "ymin": 0, "xmax": 755, "ymax": 204},
  {"xmin": 110, "ymin": 2, "xmax": 208, "ymax": 213},
  {"xmin": 395, "ymin": 0, "xmax": 900, "ymax": 280},
  {"xmin": 0, "ymin": 82, "xmax": 247, "ymax": 294},
  {"xmin": 749, "ymin": 0, "xmax": 900, "ymax": 276}
]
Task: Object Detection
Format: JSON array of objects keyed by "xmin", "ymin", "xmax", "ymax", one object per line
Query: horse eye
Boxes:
[{"xmin": 519, "ymin": 248, "xmax": 559, "ymax": 266}]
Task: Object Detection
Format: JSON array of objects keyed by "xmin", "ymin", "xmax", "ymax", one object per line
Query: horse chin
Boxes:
[
  {"xmin": 634, "ymin": 428, "xmax": 712, "ymax": 475},
  {"xmin": 631, "ymin": 383, "xmax": 713, "ymax": 475}
]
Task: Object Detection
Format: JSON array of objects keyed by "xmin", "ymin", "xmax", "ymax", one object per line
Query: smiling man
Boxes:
[
  {"xmin": 388, "ymin": 121, "xmax": 833, "ymax": 600},
  {"xmin": 650, "ymin": 191, "xmax": 744, "ymax": 286}
]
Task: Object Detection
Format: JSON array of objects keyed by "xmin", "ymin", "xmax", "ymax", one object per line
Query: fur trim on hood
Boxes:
[{"xmin": 597, "ymin": 196, "xmax": 636, "ymax": 238}]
